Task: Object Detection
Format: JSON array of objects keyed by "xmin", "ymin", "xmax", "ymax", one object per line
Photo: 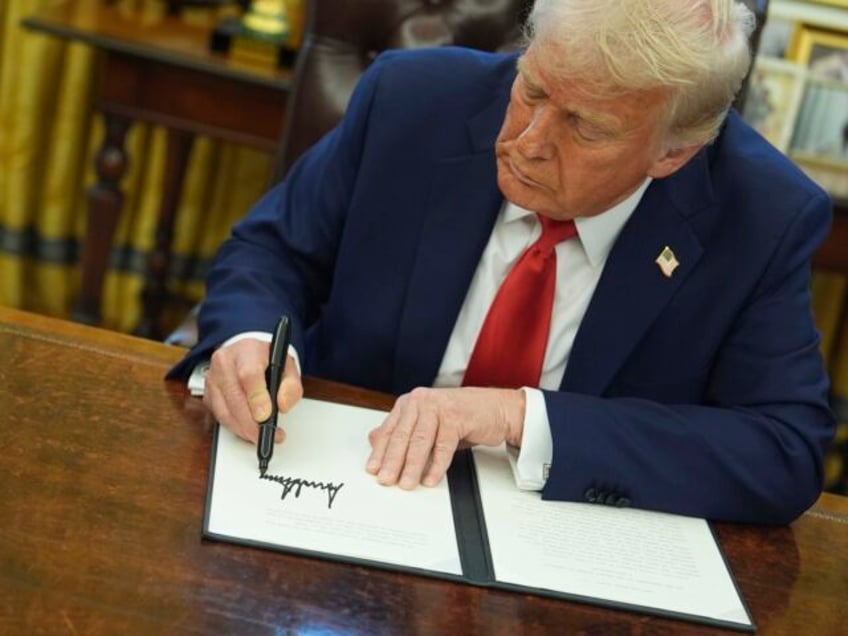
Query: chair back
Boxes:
[{"xmin": 270, "ymin": 0, "xmax": 532, "ymax": 183}]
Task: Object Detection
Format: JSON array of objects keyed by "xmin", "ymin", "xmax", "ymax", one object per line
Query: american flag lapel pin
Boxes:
[{"xmin": 655, "ymin": 246, "xmax": 680, "ymax": 278}]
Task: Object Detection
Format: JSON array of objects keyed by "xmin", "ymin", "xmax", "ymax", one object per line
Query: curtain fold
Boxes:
[
  {"xmin": 0, "ymin": 0, "xmax": 847, "ymax": 494},
  {"xmin": 0, "ymin": 0, "xmax": 271, "ymax": 333}
]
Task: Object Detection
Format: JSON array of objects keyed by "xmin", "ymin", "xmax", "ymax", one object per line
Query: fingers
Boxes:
[
  {"xmin": 202, "ymin": 342, "xmax": 311, "ymax": 448},
  {"xmin": 246, "ymin": 382, "xmax": 272, "ymax": 424},
  {"xmin": 203, "ymin": 339, "xmax": 270, "ymax": 444},
  {"xmin": 276, "ymin": 355, "xmax": 304, "ymax": 414},
  {"xmin": 366, "ymin": 397, "xmax": 404, "ymax": 476},
  {"xmin": 272, "ymin": 355, "xmax": 303, "ymax": 443},
  {"xmin": 422, "ymin": 425, "xmax": 458, "ymax": 487},
  {"xmin": 365, "ymin": 387, "xmax": 522, "ymax": 490},
  {"xmin": 366, "ymin": 389, "xmax": 458, "ymax": 490},
  {"xmin": 378, "ymin": 393, "xmax": 424, "ymax": 488},
  {"xmin": 397, "ymin": 401, "xmax": 442, "ymax": 489}
]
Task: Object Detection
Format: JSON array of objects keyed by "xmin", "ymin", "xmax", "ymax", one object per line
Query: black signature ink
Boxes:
[{"xmin": 260, "ymin": 472, "xmax": 344, "ymax": 509}]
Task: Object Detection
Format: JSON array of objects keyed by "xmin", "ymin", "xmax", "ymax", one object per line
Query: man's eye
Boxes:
[
  {"xmin": 522, "ymin": 81, "xmax": 546, "ymax": 101},
  {"xmin": 569, "ymin": 115, "xmax": 608, "ymax": 142},
  {"xmin": 576, "ymin": 126, "xmax": 604, "ymax": 141}
]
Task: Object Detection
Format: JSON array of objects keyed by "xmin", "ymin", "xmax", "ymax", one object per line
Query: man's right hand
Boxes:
[{"xmin": 202, "ymin": 338, "xmax": 303, "ymax": 444}]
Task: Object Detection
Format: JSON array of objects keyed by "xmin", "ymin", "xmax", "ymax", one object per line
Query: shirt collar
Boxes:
[{"xmin": 502, "ymin": 177, "xmax": 652, "ymax": 268}]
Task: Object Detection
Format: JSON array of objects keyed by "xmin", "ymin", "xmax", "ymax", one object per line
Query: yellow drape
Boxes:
[
  {"xmin": 1, "ymin": 1, "xmax": 846, "ymax": 492},
  {"xmin": 0, "ymin": 0, "xmax": 271, "ymax": 333}
]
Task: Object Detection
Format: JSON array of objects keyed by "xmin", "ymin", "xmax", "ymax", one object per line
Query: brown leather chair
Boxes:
[
  {"xmin": 271, "ymin": 0, "xmax": 533, "ymax": 184},
  {"xmin": 166, "ymin": 0, "xmax": 769, "ymax": 347}
]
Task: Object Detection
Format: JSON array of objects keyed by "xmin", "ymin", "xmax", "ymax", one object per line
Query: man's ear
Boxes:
[{"xmin": 647, "ymin": 144, "xmax": 703, "ymax": 179}]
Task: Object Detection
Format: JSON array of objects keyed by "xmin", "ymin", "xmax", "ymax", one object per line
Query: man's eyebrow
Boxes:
[
  {"xmin": 516, "ymin": 58, "xmax": 545, "ymax": 92},
  {"xmin": 516, "ymin": 57, "xmax": 622, "ymax": 134}
]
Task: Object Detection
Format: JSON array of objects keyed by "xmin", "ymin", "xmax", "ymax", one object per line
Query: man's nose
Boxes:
[{"xmin": 515, "ymin": 107, "xmax": 556, "ymax": 160}]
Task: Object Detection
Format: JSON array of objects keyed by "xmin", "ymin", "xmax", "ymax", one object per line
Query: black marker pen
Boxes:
[{"xmin": 257, "ymin": 315, "xmax": 292, "ymax": 475}]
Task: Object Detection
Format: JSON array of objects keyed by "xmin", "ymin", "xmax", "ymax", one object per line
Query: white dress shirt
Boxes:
[{"xmin": 435, "ymin": 180, "xmax": 650, "ymax": 489}]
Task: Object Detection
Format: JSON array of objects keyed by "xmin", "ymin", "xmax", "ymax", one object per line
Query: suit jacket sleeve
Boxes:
[{"xmin": 166, "ymin": 52, "xmax": 386, "ymax": 381}]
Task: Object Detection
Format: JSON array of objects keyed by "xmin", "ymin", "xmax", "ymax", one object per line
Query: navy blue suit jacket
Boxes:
[{"xmin": 169, "ymin": 48, "xmax": 835, "ymax": 524}]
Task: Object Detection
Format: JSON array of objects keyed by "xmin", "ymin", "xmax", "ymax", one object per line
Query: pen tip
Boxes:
[{"xmin": 259, "ymin": 459, "xmax": 268, "ymax": 476}]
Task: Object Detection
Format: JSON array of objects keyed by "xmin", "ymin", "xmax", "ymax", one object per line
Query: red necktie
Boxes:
[{"xmin": 463, "ymin": 215, "xmax": 577, "ymax": 389}]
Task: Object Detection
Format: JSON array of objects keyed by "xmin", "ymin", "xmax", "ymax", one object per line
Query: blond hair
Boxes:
[{"xmin": 527, "ymin": 0, "xmax": 755, "ymax": 147}]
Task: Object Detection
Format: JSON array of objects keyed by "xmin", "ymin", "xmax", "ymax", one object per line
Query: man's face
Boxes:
[{"xmin": 495, "ymin": 44, "xmax": 694, "ymax": 220}]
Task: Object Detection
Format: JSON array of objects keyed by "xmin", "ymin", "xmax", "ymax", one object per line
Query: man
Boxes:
[{"xmin": 169, "ymin": 0, "xmax": 835, "ymax": 524}]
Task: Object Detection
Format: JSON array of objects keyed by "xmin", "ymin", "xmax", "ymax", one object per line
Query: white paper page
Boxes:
[
  {"xmin": 207, "ymin": 398, "xmax": 462, "ymax": 575},
  {"xmin": 473, "ymin": 445, "xmax": 751, "ymax": 627}
]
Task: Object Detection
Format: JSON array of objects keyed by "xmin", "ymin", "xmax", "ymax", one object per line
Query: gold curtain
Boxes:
[
  {"xmin": 813, "ymin": 271, "xmax": 848, "ymax": 494},
  {"xmin": 0, "ymin": 0, "xmax": 272, "ymax": 334},
  {"xmin": 1, "ymin": 2, "xmax": 847, "ymax": 492}
]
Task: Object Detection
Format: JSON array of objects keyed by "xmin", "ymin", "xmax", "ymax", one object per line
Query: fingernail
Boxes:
[
  {"xmin": 366, "ymin": 460, "xmax": 379, "ymax": 473},
  {"xmin": 399, "ymin": 476, "xmax": 415, "ymax": 489},
  {"xmin": 253, "ymin": 404, "xmax": 269, "ymax": 420}
]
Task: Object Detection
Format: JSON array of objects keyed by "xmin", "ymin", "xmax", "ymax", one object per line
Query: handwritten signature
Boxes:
[{"xmin": 260, "ymin": 473, "xmax": 344, "ymax": 509}]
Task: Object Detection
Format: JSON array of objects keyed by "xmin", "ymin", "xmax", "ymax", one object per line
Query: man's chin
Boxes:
[{"xmin": 497, "ymin": 176, "xmax": 544, "ymax": 212}]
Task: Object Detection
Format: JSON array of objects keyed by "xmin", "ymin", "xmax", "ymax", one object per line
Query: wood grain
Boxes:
[{"xmin": 0, "ymin": 306, "xmax": 846, "ymax": 635}]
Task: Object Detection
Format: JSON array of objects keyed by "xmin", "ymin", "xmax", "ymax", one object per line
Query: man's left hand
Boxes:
[{"xmin": 366, "ymin": 387, "xmax": 526, "ymax": 489}]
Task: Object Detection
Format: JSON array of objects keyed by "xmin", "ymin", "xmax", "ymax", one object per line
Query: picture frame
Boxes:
[
  {"xmin": 804, "ymin": 1, "xmax": 848, "ymax": 10},
  {"xmin": 789, "ymin": 75, "xmax": 848, "ymax": 170},
  {"xmin": 784, "ymin": 24, "xmax": 848, "ymax": 194},
  {"xmin": 758, "ymin": 15, "xmax": 797, "ymax": 59},
  {"xmin": 786, "ymin": 25, "xmax": 848, "ymax": 80},
  {"xmin": 742, "ymin": 57, "xmax": 807, "ymax": 152}
]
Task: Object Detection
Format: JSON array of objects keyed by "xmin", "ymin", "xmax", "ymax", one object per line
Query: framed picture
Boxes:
[
  {"xmin": 742, "ymin": 57, "xmax": 807, "ymax": 152},
  {"xmin": 758, "ymin": 16, "xmax": 797, "ymax": 59},
  {"xmin": 785, "ymin": 25, "xmax": 848, "ymax": 168},
  {"xmin": 787, "ymin": 25, "xmax": 848, "ymax": 80},
  {"xmin": 785, "ymin": 24, "xmax": 848, "ymax": 196},
  {"xmin": 789, "ymin": 75, "xmax": 848, "ymax": 168}
]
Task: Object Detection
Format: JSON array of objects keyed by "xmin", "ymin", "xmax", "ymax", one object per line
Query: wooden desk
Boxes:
[
  {"xmin": 21, "ymin": 1, "xmax": 292, "ymax": 339},
  {"xmin": 0, "ymin": 306, "xmax": 846, "ymax": 634}
]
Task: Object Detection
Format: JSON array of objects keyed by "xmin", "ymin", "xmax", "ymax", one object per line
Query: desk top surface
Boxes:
[
  {"xmin": 21, "ymin": 0, "xmax": 293, "ymax": 89},
  {"xmin": 1, "ymin": 306, "xmax": 846, "ymax": 635}
]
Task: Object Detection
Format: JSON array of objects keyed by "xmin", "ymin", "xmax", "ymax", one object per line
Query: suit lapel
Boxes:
[
  {"xmin": 561, "ymin": 157, "xmax": 714, "ymax": 396},
  {"xmin": 392, "ymin": 154, "xmax": 502, "ymax": 393}
]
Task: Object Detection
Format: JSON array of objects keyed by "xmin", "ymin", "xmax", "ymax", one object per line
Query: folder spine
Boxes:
[{"xmin": 447, "ymin": 449, "xmax": 494, "ymax": 584}]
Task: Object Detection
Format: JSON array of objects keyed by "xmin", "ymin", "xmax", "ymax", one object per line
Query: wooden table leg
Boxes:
[
  {"xmin": 72, "ymin": 113, "xmax": 130, "ymax": 326},
  {"xmin": 135, "ymin": 128, "xmax": 195, "ymax": 340}
]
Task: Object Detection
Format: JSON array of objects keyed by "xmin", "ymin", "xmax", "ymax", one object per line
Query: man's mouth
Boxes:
[{"xmin": 505, "ymin": 156, "xmax": 541, "ymax": 188}]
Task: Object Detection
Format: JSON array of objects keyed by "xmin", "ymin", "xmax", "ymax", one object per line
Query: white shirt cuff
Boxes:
[
  {"xmin": 187, "ymin": 331, "xmax": 301, "ymax": 396},
  {"xmin": 506, "ymin": 388, "xmax": 553, "ymax": 490}
]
